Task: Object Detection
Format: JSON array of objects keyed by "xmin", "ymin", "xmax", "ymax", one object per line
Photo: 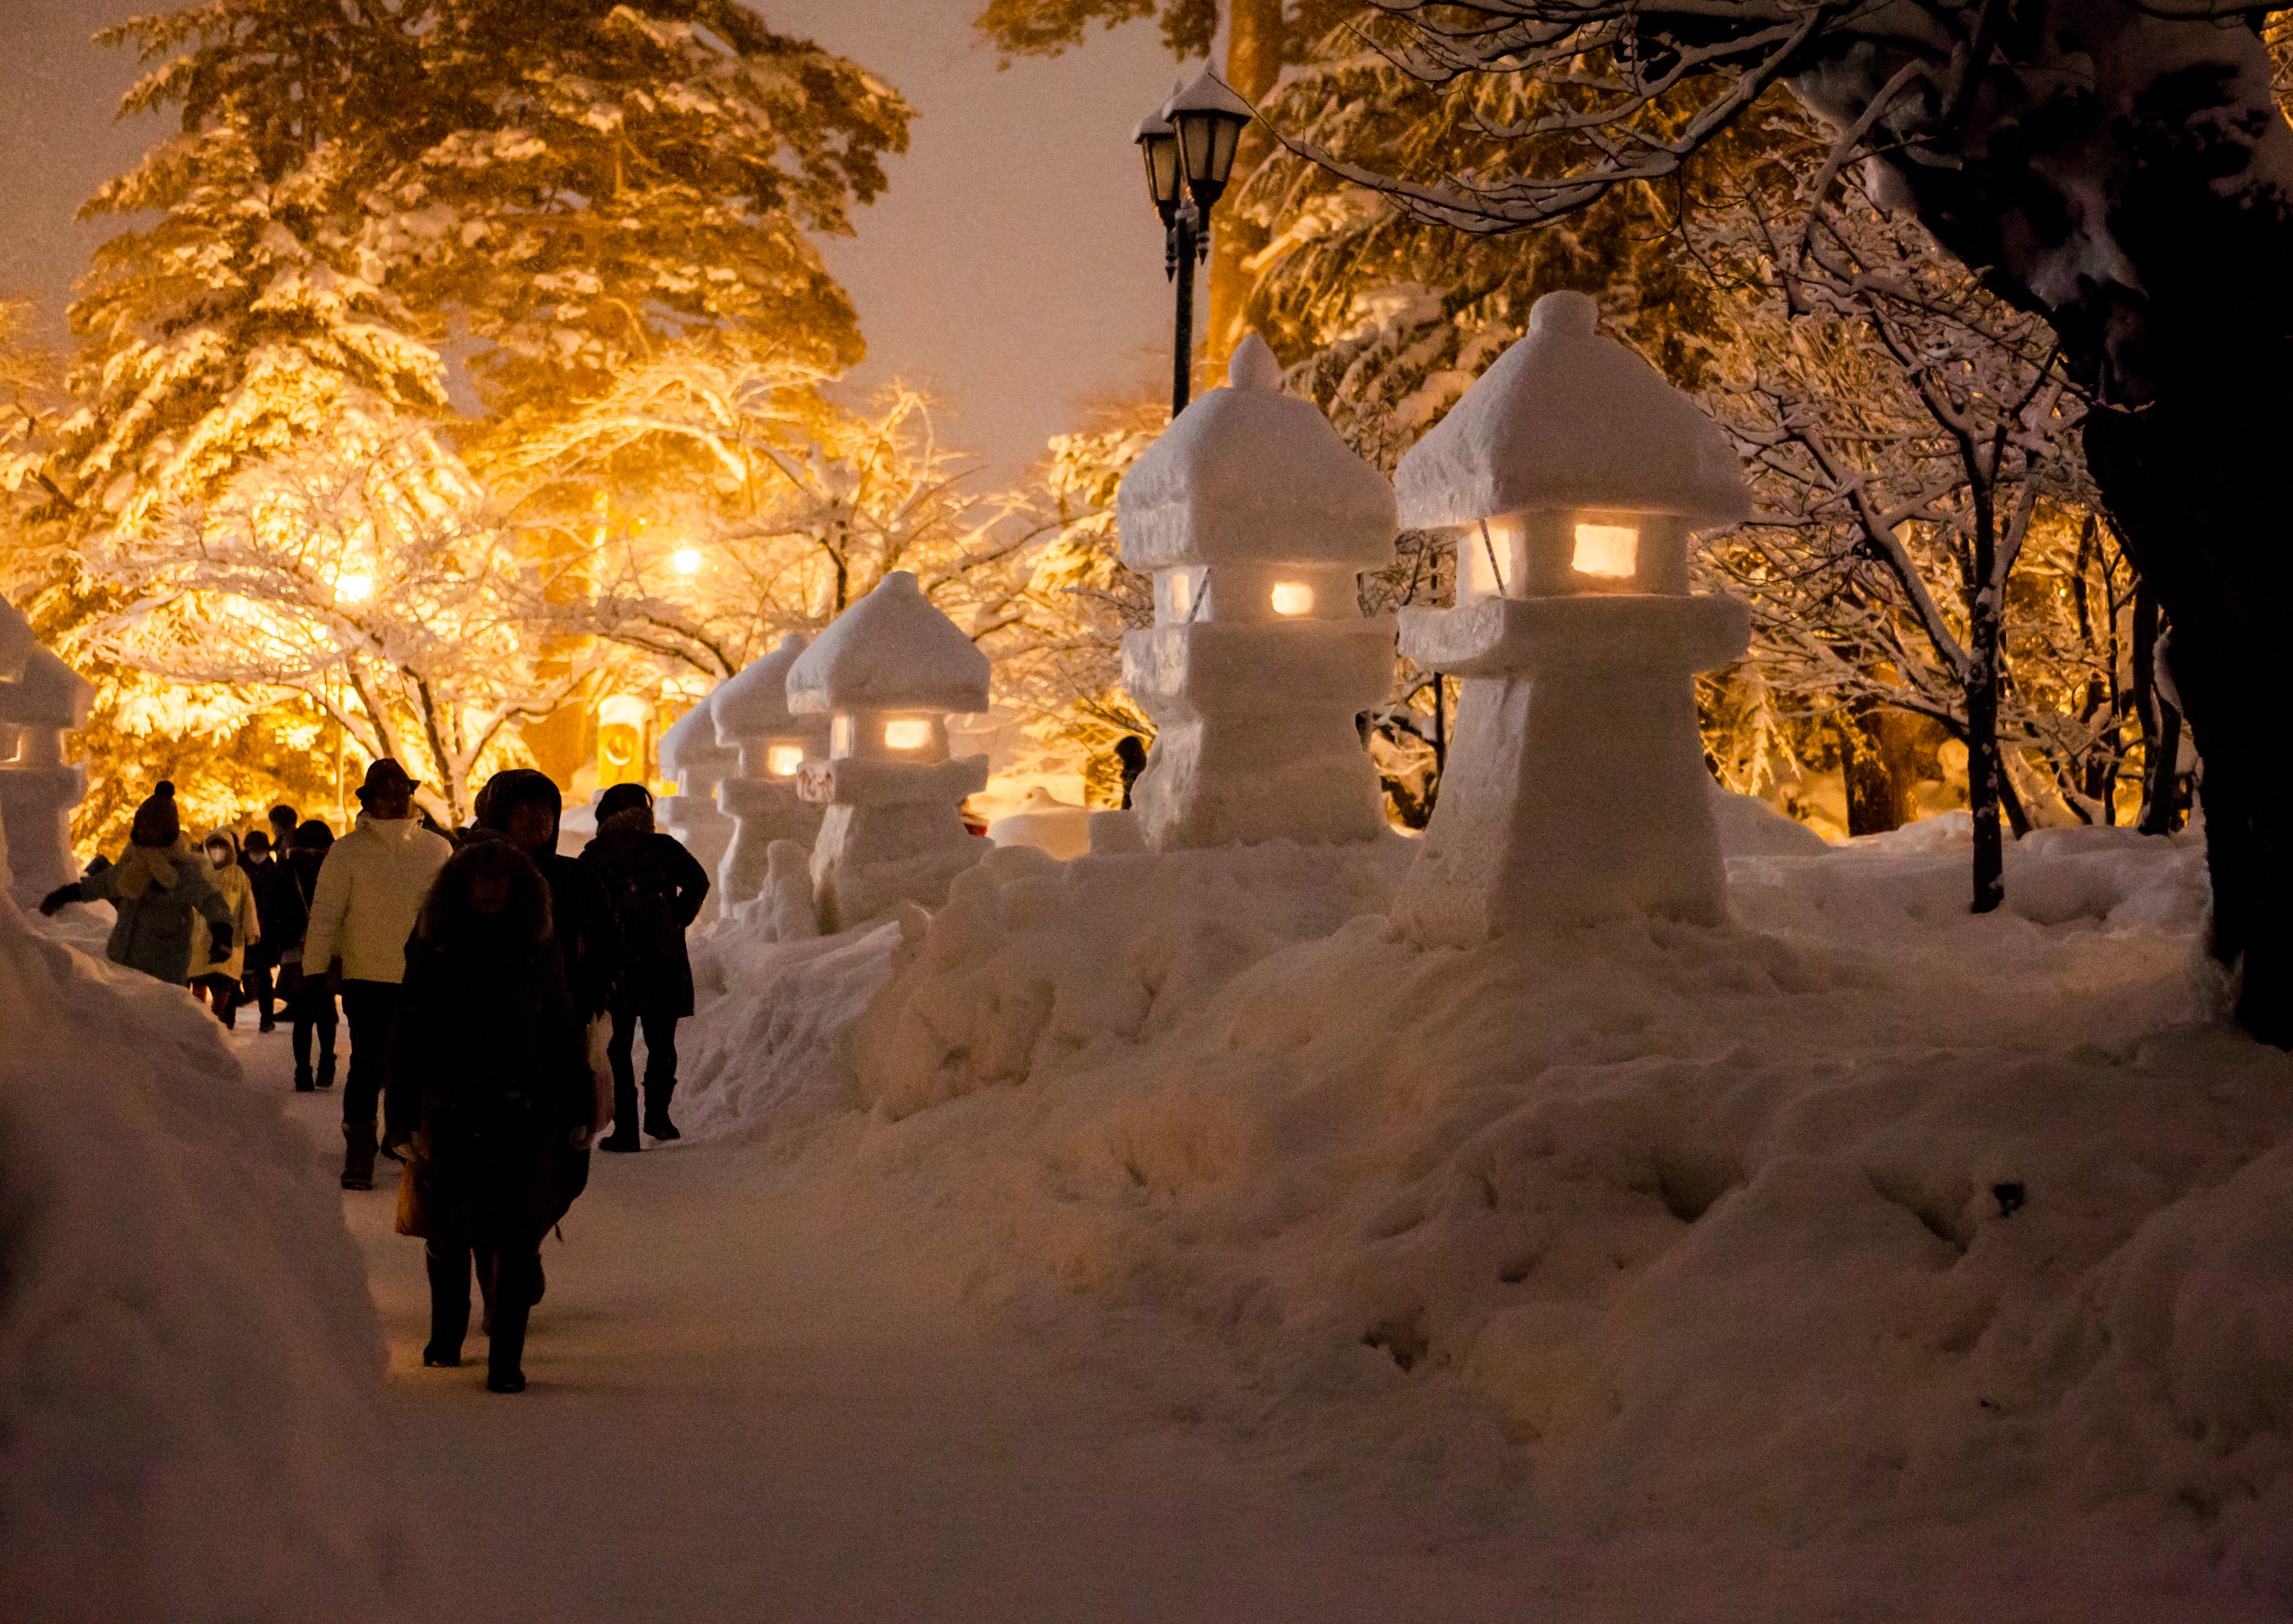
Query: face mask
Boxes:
[{"xmin": 208, "ymin": 848, "xmax": 230, "ymax": 868}]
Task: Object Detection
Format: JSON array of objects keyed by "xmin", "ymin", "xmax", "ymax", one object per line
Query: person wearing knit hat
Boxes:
[
  {"xmin": 578, "ymin": 781, "xmax": 710, "ymax": 1150},
  {"xmin": 39, "ymin": 781, "xmax": 237, "ymax": 985},
  {"xmin": 304, "ymin": 757, "xmax": 454, "ymax": 1189}
]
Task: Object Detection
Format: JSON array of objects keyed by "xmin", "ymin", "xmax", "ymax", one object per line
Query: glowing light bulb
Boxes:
[
  {"xmin": 672, "ymin": 547, "xmax": 701, "ymax": 576},
  {"xmin": 1270, "ymin": 581, "xmax": 1315, "ymax": 616},
  {"xmin": 885, "ymin": 718, "xmax": 933, "ymax": 751},
  {"xmin": 1572, "ymin": 524, "xmax": 1639, "ymax": 579},
  {"xmin": 766, "ymin": 743, "xmax": 805, "ymax": 777},
  {"xmin": 336, "ymin": 572, "xmax": 373, "ymax": 603}
]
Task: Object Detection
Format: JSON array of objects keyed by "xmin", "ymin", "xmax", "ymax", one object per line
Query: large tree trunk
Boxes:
[
  {"xmin": 1792, "ymin": 5, "xmax": 2293, "ymax": 1039},
  {"xmin": 1207, "ymin": 0, "xmax": 1287, "ymax": 374}
]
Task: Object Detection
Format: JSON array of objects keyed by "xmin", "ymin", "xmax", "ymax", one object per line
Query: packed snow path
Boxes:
[{"xmin": 233, "ymin": 1015, "xmax": 2270, "ymax": 1622}]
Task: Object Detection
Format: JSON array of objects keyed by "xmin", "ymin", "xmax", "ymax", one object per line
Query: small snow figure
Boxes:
[
  {"xmin": 579, "ymin": 781, "xmax": 710, "ymax": 1150},
  {"xmin": 1114, "ymin": 332, "xmax": 1398, "ymax": 850},
  {"xmin": 1390, "ymin": 290, "xmax": 1753, "ymax": 941},
  {"xmin": 387, "ymin": 840, "xmax": 595, "ymax": 1394},
  {"xmin": 41, "ymin": 780, "xmax": 236, "ymax": 986}
]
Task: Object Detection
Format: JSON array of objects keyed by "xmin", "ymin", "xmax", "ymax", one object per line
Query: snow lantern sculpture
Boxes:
[
  {"xmin": 0, "ymin": 593, "xmax": 96, "ymax": 908},
  {"xmin": 785, "ymin": 574, "xmax": 992, "ymax": 931},
  {"xmin": 654, "ymin": 691, "xmax": 738, "ymax": 929},
  {"xmin": 1116, "ymin": 333, "xmax": 1397, "ymax": 849},
  {"xmin": 987, "ymin": 786, "xmax": 1092, "ymax": 862},
  {"xmin": 1391, "ymin": 290, "xmax": 1752, "ymax": 943},
  {"xmin": 711, "ymin": 632, "xmax": 827, "ymax": 913}
]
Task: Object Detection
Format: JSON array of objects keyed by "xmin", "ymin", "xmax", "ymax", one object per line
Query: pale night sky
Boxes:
[{"xmin": 0, "ymin": 0, "xmax": 1200, "ymax": 483}]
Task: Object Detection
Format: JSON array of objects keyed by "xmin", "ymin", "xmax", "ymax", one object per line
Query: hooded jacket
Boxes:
[
  {"xmin": 77, "ymin": 838, "xmax": 234, "ymax": 985},
  {"xmin": 303, "ymin": 811, "xmax": 454, "ymax": 985},
  {"xmin": 388, "ymin": 842, "xmax": 592, "ymax": 1247},
  {"xmin": 189, "ymin": 829, "xmax": 260, "ymax": 982}
]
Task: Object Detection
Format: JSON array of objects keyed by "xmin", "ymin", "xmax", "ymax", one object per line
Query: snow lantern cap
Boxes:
[
  {"xmin": 1117, "ymin": 332, "xmax": 1398, "ymax": 572},
  {"xmin": 657, "ymin": 689, "xmax": 730, "ymax": 780},
  {"xmin": 714, "ymin": 633, "xmax": 813, "ymax": 743},
  {"xmin": 784, "ymin": 572, "xmax": 992, "ymax": 717},
  {"xmin": 1394, "ymin": 290, "xmax": 1751, "ymax": 532}
]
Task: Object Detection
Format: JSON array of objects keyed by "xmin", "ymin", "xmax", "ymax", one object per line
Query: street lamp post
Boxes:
[{"xmin": 1135, "ymin": 67, "xmax": 1255, "ymax": 418}]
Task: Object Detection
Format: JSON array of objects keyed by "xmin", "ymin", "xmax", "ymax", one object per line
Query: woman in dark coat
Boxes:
[
  {"xmin": 387, "ymin": 840, "xmax": 593, "ymax": 1393},
  {"xmin": 271, "ymin": 821, "xmax": 340, "ymax": 1091},
  {"xmin": 579, "ymin": 781, "xmax": 709, "ymax": 1151}
]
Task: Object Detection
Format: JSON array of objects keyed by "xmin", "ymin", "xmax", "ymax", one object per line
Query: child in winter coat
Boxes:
[
  {"xmin": 387, "ymin": 840, "xmax": 594, "ymax": 1394},
  {"xmin": 40, "ymin": 782, "xmax": 235, "ymax": 986},
  {"xmin": 190, "ymin": 828, "xmax": 260, "ymax": 1027}
]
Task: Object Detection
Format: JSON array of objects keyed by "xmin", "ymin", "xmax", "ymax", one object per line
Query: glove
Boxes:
[
  {"xmin": 206, "ymin": 922, "xmax": 234, "ymax": 964},
  {"xmin": 38, "ymin": 883, "xmax": 82, "ymax": 917}
]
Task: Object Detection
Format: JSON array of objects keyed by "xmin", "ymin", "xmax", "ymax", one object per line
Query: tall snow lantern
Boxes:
[
  {"xmin": 1116, "ymin": 332, "xmax": 1397, "ymax": 849},
  {"xmin": 1392, "ymin": 290, "xmax": 1752, "ymax": 942},
  {"xmin": 0, "ymin": 593, "xmax": 96, "ymax": 908},
  {"xmin": 710, "ymin": 632, "xmax": 828, "ymax": 913},
  {"xmin": 785, "ymin": 573, "xmax": 992, "ymax": 931},
  {"xmin": 655, "ymin": 690, "xmax": 738, "ymax": 929}
]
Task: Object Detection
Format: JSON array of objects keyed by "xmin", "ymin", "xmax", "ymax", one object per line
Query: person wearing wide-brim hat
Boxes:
[
  {"xmin": 40, "ymin": 780, "xmax": 236, "ymax": 985},
  {"xmin": 303, "ymin": 758, "xmax": 454, "ymax": 1189}
]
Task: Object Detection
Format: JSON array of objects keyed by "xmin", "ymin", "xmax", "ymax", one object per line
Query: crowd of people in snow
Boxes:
[{"xmin": 37, "ymin": 758, "xmax": 710, "ymax": 1394}]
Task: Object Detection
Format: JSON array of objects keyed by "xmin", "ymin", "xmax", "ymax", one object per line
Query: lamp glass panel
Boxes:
[
  {"xmin": 885, "ymin": 718, "xmax": 933, "ymax": 751},
  {"xmin": 1572, "ymin": 524, "xmax": 1639, "ymax": 579},
  {"xmin": 1178, "ymin": 115, "xmax": 1215, "ymax": 182},
  {"xmin": 1139, "ymin": 134, "xmax": 1180, "ymax": 209},
  {"xmin": 1270, "ymin": 580, "xmax": 1315, "ymax": 616},
  {"xmin": 1210, "ymin": 118, "xmax": 1241, "ymax": 186},
  {"xmin": 766, "ymin": 743, "xmax": 805, "ymax": 777}
]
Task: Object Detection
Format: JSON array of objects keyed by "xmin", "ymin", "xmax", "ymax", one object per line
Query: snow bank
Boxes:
[
  {"xmin": 684, "ymin": 817, "xmax": 2290, "ymax": 1607},
  {"xmin": 0, "ymin": 897, "xmax": 397, "ymax": 1623}
]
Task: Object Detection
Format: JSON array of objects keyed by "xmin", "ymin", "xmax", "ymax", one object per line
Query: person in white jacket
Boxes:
[{"xmin": 304, "ymin": 759, "xmax": 454, "ymax": 1189}]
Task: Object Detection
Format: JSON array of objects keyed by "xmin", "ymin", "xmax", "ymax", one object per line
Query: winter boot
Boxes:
[
  {"xmin": 340, "ymin": 1123, "xmax": 376, "ymax": 1191},
  {"xmin": 599, "ymin": 1075, "xmax": 641, "ymax": 1152},
  {"xmin": 643, "ymin": 1083, "xmax": 679, "ymax": 1143},
  {"xmin": 486, "ymin": 1253, "xmax": 537, "ymax": 1393},
  {"xmin": 315, "ymin": 1054, "xmax": 336, "ymax": 1090},
  {"xmin": 293, "ymin": 1065, "xmax": 314, "ymax": 1093},
  {"xmin": 422, "ymin": 1245, "xmax": 470, "ymax": 1368}
]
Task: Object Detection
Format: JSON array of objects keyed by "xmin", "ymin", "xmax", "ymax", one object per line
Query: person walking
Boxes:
[
  {"xmin": 270, "ymin": 821, "xmax": 340, "ymax": 1091},
  {"xmin": 240, "ymin": 829, "xmax": 283, "ymax": 1031},
  {"xmin": 471, "ymin": 769, "xmax": 616, "ymax": 1020},
  {"xmin": 386, "ymin": 840, "xmax": 593, "ymax": 1393},
  {"xmin": 267, "ymin": 803, "xmax": 299, "ymax": 857},
  {"xmin": 579, "ymin": 782, "xmax": 708, "ymax": 1151},
  {"xmin": 305, "ymin": 759, "xmax": 453, "ymax": 1189},
  {"xmin": 39, "ymin": 782, "xmax": 235, "ymax": 985},
  {"xmin": 189, "ymin": 828, "xmax": 260, "ymax": 1027}
]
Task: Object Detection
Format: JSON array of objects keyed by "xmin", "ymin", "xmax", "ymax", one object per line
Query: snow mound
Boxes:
[
  {"xmin": 685, "ymin": 815, "xmax": 2292, "ymax": 1604},
  {"xmin": 0, "ymin": 897, "xmax": 397, "ymax": 1624}
]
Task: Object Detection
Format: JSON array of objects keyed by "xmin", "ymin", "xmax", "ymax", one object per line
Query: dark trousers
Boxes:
[
  {"xmin": 242, "ymin": 959, "xmax": 276, "ymax": 1025},
  {"xmin": 338, "ymin": 979, "xmax": 399, "ymax": 1134},
  {"xmin": 289, "ymin": 975, "xmax": 338, "ymax": 1076},
  {"xmin": 607, "ymin": 1007, "xmax": 679, "ymax": 1128},
  {"xmin": 426, "ymin": 1239, "xmax": 538, "ymax": 1382}
]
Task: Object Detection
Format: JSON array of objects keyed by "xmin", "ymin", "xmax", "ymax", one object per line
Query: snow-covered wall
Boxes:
[{"xmin": 0, "ymin": 898, "xmax": 400, "ymax": 1623}]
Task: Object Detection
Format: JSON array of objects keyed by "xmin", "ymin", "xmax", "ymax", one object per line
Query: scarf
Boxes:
[{"xmin": 112, "ymin": 838, "xmax": 194, "ymax": 899}]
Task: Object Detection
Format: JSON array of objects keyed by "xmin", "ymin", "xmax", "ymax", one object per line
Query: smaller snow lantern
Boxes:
[
  {"xmin": 711, "ymin": 632, "xmax": 829, "ymax": 913},
  {"xmin": 1391, "ymin": 290, "xmax": 1752, "ymax": 943},
  {"xmin": 1116, "ymin": 333, "xmax": 1398, "ymax": 849},
  {"xmin": 0, "ymin": 592, "xmax": 96, "ymax": 908},
  {"xmin": 654, "ymin": 690, "xmax": 739, "ymax": 929},
  {"xmin": 785, "ymin": 573, "xmax": 992, "ymax": 931}
]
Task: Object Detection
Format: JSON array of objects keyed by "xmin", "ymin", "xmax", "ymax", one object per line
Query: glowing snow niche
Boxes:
[
  {"xmin": 0, "ymin": 593, "xmax": 96, "ymax": 907},
  {"xmin": 784, "ymin": 572, "xmax": 991, "ymax": 931},
  {"xmin": 712, "ymin": 632, "xmax": 829, "ymax": 916},
  {"xmin": 1114, "ymin": 332, "xmax": 1397, "ymax": 850},
  {"xmin": 1392, "ymin": 290, "xmax": 1753, "ymax": 941},
  {"xmin": 655, "ymin": 689, "xmax": 739, "ymax": 928}
]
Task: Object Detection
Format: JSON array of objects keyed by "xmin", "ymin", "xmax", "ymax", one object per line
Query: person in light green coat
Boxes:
[{"xmin": 40, "ymin": 781, "xmax": 234, "ymax": 986}]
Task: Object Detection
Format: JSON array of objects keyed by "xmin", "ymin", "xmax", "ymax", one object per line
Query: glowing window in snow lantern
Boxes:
[
  {"xmin": 766, "ymin": 743, "xmax": 804, "ymax": 777},
  {"xmin": 672, "ymin": 547, "xmax": 701, "ymax": 576},
  {"xmin": 1573, "ymin": 524, "xmax": 1639, "ymax": 579},
  {"xmin": 831, "ymin": 715, "xmax": 855, "ymax": 757},
  {"xmin": 885, "ymin": 718, "xmax": 933, "ymax": 751},
  {"xmin": 1270, "ymin": 581, "xmax": 1315, "ymax": 617}
]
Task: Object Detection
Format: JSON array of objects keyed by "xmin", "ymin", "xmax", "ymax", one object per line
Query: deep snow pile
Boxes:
[
  {"xmin": 679, "ymin": 808, "xmax": 2293, "ymax": 1605},
  {"xmin": 0, "ymin": 898, "xmax": 397, "ymax": 1623}
]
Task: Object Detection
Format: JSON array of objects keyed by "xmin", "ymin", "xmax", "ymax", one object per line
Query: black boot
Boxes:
[
  {"xmin": 487, "ymin": 1253, "xmax": 537, "ymax": 1393},
  {"xmin": 293, "ymin": 1065, "xmax": 314, "ymax": 1093},
  {"xmin": 643, "ymin": 1081, "xmax": 679, "ymax": 1142},
  {"xmin": 423, "ymin": 1244, "xmax": 470, "ymax": 1367},
  {"xmin": 599, "ymin": 1075, "xmax": 641, "ymax": 1152},
  {"xmin": 340, "ymin": 1123, "xmax": 376, "ymax": 1190},
  {"xmin": 315, "ymin": 1054, "xmax": 336, "ymax": 1090}
]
